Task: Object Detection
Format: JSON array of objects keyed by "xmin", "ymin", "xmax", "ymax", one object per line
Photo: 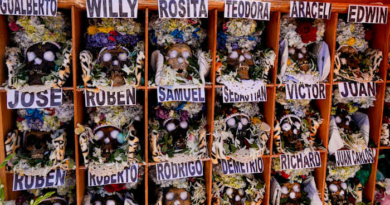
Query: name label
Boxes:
[
  {"xmin": 0, "ymin": 0, "xmax": 57, "ymax": 16},
  {"xmin": 158, "ymin": 0, "xmax": 208, "ymax": 18},
  {"xmin": 88, "ymin": 164, "xmax": 138, "ymax": 186},
  {"xmin": 156, "ymin": 160, "xmax": 203, "ymax": 181},
  {"xmin": 290, "ymin": 1, "xmax": 331, "ymax": 19},
  {"xmin": 348, "ymin": 5, "xmax": 388, "ymax": 24},
  {"xmin": 13, "ymin": 169, "xmax": 65, "ymax": 191},
  {"xmin": 221, "ymin": 158, "xmax": 263, "ymax": 175},
  {"xmin": 280, "ymin": 151, "xmax": 321, "ymax": 170},
  {"xmin": 285, "ymin": 83, "xmax": 326, "ymax": 100},
  {"xmin": 85, "ymin": 88, "xmax": 136, "ymax": 107},
  {"xmin": 223, "ymin": 85, "xmax": 266, "ymax": 103},
  {"xmin": 7, "ymin": 89, "xmax": 62, "ymax": 109},
  {"xmin": 335, "ymin": 148, "xmax": 375, "ymax": 167},
  {"xmin": 158, "ymin": 86, "xmax": 205, "ymax": 102},
  {"xmin": 338, "ymin": 82, "xmax": 376, "ymax": 98},
  {"xmin": 224, "ymin": 0, "xmax": 270, "ymax": 20},
  {"xmin": 86, "ymin": 0, "xmax": 138, "ymax": 18}
]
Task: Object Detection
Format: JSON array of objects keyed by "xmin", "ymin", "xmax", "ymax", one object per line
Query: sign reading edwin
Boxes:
[
  {"xmin": 7, "ymin": 89, "xmax": 62, "ymax": 109},
  {"xmin": 289, "ymin": 1, "xmax": 332, "ymax": 19},
  {"xmin": 0, "ymin": 0, "xmax": 57, "ymax": 16},
  {"xmin": 85, "ymin": 88, "xmax": 136, "ymax": 107},
  {"xmin": 335, "ymin": 148, "xmax": 375, "ymax": 167},
  {"xmin": 88, "ymin": 164, "xmax": 138, "ymax": 186},
  {"xmin": 221, "ymin": 158, "xmax": 263, "ymax": 175},
  {"xmin": 279, "ymin": 151, "xmax": 321, "ymax": 170},
  {"xmin": 338, "ymin": 82, "xmax": 376, "ymax": 98},
  {"xmin": 156, "ymin": 160, "xmax": 203, "ymax": 181},
  {"xmin": 157, "ymin": 86, "xmax": 205, "ymax": 102},
  {"xmin": 285, "ymin": 83, "xmax": 326, "ymax": 100},
  {"xmin": 86, "ymin": 0, "xmax": 138, "ymax": 18},
  {"xmin": 158, "ymin": 0, "xmax": 208, "ymax": 18},
  {"xmin": 13, "ymin": 169, "xmax": 66, "ymax": 191},
  {"xmin": 348, "ymin": 5, "xmax": 388, "ymax": 24},
  {"xmin": 223, "ymin": 85, "xmax": 266, "ymax": 103},
  {"xmin": 224, "ymin": 0, "xmax": 270, "ymax": 21}
]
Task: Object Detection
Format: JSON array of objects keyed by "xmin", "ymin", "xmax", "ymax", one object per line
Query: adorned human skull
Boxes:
[
  {"xmin": 25, "ymin": 42, "xmax": 61, "ymax": 85},
  {"xmin": 328, "ymin": 181, "xmax": 348, "ymax": 204},
  {"xmin": 334, "ymin": 114, "xmax": 356, "ymax": 134},
  {"xmin": 335, "ymin": 46, "xmax": 360, "ymax": 77},
  {"xmin": 223, "ymin": 187, "xmax": 246, "ymax": 205},
  {"xmin": 280, "ymin": 182, "xmax": 302, "ymax": 205},
  {"xmin": 279, "ymin": 115, "xmax": 303, "ymax": 151},
  {"xmin": 289, "ymin": 47, "xmax": 310, "ymax": 72},
  {"xmin": 94, "ymin": 126, "xmax": 125, "ymax": 161},
  {"xmin": 97, "ymin": 46, "xmax": 132, "ymax": 86},
  {"xmin": 164, "ymin": 187, "xmax": 191, "ymax": 205},
  {"xmin": 225, "ymin": 113, "xmax": 251, "ymax": 146},
  {"xmin": 163, "ymin": 118, "xmax": 189, "ymax": 151},
  {"xmin": 39, "ymin": 197, "xmax": 68, "ymax": 205},
  {"xmin": 91, "ymin": 194, "xmax": 123, "ymax": 205},
  {"xmin": 381, "ymin": 123, "xmax": 390, "ymax": 146},
  {"xmin": 166, "ymin": 44, "xmax": 192, "ymax": 77},
  {"xmin": 354, "ymin": 182, "xmax": 363, "ymax": 203},
  {"xmin": 227, "ymin": 50, "xmax": 254, "ymax": 80},
  {"xmin": 24, "ymin": 131, "xmax": 51, "ymax": 159}
]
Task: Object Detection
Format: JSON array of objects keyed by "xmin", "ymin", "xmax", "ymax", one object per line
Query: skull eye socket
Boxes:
[
  {"xmin": 27, "ymin": 52, "xmax": 37, "ymax": 62},
  {"xmin": 227, "ymin": 118, "xmax": 237, "ymax": 128},
  {"xmin": 282, "ymin": 123, "xmax": 291, "ymax": 131},
  {"xmin": 110, "ymin": 130, "xmax": 119, "ymax": 139},
  {"xmin": 229, "ymin": 51, "xmax": 238, "ymax": 59},
  {"xmin": 180, "ymin": 191, "xmax": 188, "ymax": 200},
  {"xmin": 43, "ymin": 51, "xmax": 55, "ymax": 62},
  {"xmin": 240, "ymin": 118, "xmax": 249, "ymax": 126},
  {"xmin": 165, "ymin": 192, "xmax": 174, "ymax": 201},
  {"xmin": 106, "ymin": 200, "xmax": 116, "ymax": 205},
  {"xmin": 244, "ymin": 52, "xmax": 252, "ymax": 59},
  {"xmin": 335, "ymin": 116, "xmax": 342, "ymax": 124},
  {"xmin": 294, "ymin": 122, "xmax": 301, "ymax": 129},
  {"xmin": 94, "ymin": 201, "xmax": 102, "ymax": 205},
  {"xmin": 169, "ymin": 50, "xmax": 178, "ymax": 58},
  {"xmin": 292, "ymin": 185, "xmax": 300, "ymax": 192},
  {"xmin": 118, "ymin": 53, "xmax": 128, "ymax": 61},
  {"xmin": 95, "ymin": 130, "xmax": 105, "ymax": 140},
  {"xmin": 182, "ymin": 51, "xmax": 190, "ymax": 59},
  {"xmin": 179, "ymin": 121, "xmax": 188, "ymax": 129},
  {"xmin": 166, "ymin": 122, "xmax": 176, "ymax": 132},
  {"xmin": 102, "ymin": 53, "xmax": 112, "ymax": 62},
  {"xmin": 238, "ymin": 189, "xmax": 244, "ymax": 196},
  {"xmin": 341, "ymin": 182, "xmax": 347, "ymax": 190},
  {"xmin": 226, "ymin": 188, "xmax": 233, "ymax": 196},
  {"xmin": 235, "ymin": 195, "xmax": 241, "ymax": 201},
  {"xmin": 329, "ymin": 184, "xmax": 338, "ymax": 193}
]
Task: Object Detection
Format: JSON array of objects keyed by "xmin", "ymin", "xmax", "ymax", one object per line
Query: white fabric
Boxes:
[
  {"xmin": 328, "ymin": 116, "xmax": 344, "ymax": 155},
  {"xmin": 316, "ymin": 41, "xmax": 330, "ymax": 81},
  {"xmin": 270, "ymin": 178, "xmax": 281, "ymax": 205},
  {"xmin": 279, "ymin": 39, "xmax": 288, "ymax": 78},
  {"xmin": 352, "ymin": 112, "xmax": 370, "ymax": 146},
  {"xmin": 222, "ymin": 79, "xmax": 265, "ymax": 96},
  {"xmin": 303, "ymin": 177, "xmax": 322, "ymax": 205}
]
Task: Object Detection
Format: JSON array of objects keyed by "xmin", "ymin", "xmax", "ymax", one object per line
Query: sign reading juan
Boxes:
[
  {"xmin": 224, "ymin": 0, "xmax": 270, "ymax": 20},
  {"xmin": 156, "ymin": 160, "xmax": 203, "ymax": 181},
  {"xmin": 338, "ymin": 82, "xmax": 376, "ymax": 98}
]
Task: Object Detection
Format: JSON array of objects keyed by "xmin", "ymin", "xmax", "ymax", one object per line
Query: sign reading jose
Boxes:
[
  {"xmin": 224, "ymin": 0, "xmax": 270, "ymax": 20},
  {"xmin": 7, "ymin": 89, "xmax": 62, "ymax": 109},
  {"xmin": 158, "ymin": 0, "xmax": 208, "ymax": 18},
  {"xmin": 86, "ymin": 0, "xmax": 138, "ymax": 18},
  {"xmin": 0, "ymin": 0, "xmax": 57, "ymax": 16},
  {"xmin": 348, "ymin": 5, "xmax": 388, "ymax": 24}
]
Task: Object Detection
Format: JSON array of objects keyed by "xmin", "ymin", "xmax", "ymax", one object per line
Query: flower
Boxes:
[
  {"xmin": 87, "ymin": 26, "xmax": 98, "ymax": 35},
  {"xmin": 347, "ymin": 38, "xmax": 357, "ymax": 46},
  {"xmin": 109, "ymin": 30, "xmax": 119, "ymax": 36},
  {"xmin": 104, "ymin": 184, "xmax": 125, "ymax": 193},
  {"xmin": 155, "ymin": 106, "xmax": 169, "ymax": 120},
  {"xmin": 98, "ymin": 27, "xmax": 114, "ymax": 33},
  {"xmin": 296, "ymin": 21, "xmax": 318, "ymax": 43},
  {"xmin": 8, "ymin": 22, "xmax": 21, "ymax": 32},
  {"xmin": 108, "ymin": 36, "xmax": 115, "ymax": 42}
]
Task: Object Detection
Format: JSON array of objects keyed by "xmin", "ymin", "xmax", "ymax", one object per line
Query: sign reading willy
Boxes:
[
  {"xmin": 285, "ymin": 83, "xmax": 326, "ymax": 100},
  {"xmin": 156, "ymin": 160, "xmax": 203, "ymax": 181},
  {"xmin": 348, "ymin": 5, "xmax": 388, "ymax": 24},
  {"xmin": 86, "ymin": 0, "xmax": 138, "ymax": 18},
  {"xmin": 221, "ymin": 158, "xmax": 264, "ymax": 175},
  {"xmin": 224, "ymin": 0, "xmax": 270, "ymax": 21},
  {"xmin": 279, "ymin": 151, "xmax": 321, "ymax": 170},
  {"xmin": 7, "ymin": 89, "xmax": 62, "ymax": 109},
  {"xmin": 85, "ymin": 88, "xmax": 137, "ymax": 107},
  {"xmin": 158, "ymin": 0, "xmax": 208, "ymax": 18},
  {"xmin": 0, "ymin": 0, "xmax": 57, "ymax": 16},
  {"xmin": 13, "ymin": 169, "xmax": 66, "ymax": 191},
  {"xmin": 88, "ymin": 164, "xmax": 139, "ymax": 186},
  {"xmin": 338, "ymin": 82, "xmax": 376, "ymax": 98},
  {"xmin": 289, "ymin": 1, "xmax": 332, "ymax": 19}
]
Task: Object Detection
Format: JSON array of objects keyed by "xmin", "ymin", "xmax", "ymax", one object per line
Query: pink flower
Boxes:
[
  {"xmin": 188, "ymin": 19, "xmax": 197, "ymax": 25},
  {"xmin": 8, "ymin": 22, "xmax": 21, "ymax": 32},
  {"xmin": 108, "ymin": 36, "xmax": 116, "ymax": 42},
  {"xmin": 223, "ymin": 23, "xmax": 228, "ymax": 32}
]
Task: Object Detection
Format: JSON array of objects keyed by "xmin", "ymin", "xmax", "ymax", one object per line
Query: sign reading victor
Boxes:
[
  {"xmin": 221, "ymin": 158, "xmax": 263, "ymax": 175},
  {"xmin": 285, "ymin": 83, "xmax": 326, "ymax": 100},
  {"xmin": 156, "ymin": 160, "xmax": 203, "ymax": 181},
  {"xmin": 13, "ymin": 169, "xmax": 65, "ymax": 191},
  {"xmin": 86, "ymin": 0, "xmax": 138, "ymax": 18},
  {"xmin": 348, "ymin": 5, "xmax": 388, "ymax": 24},
  {"xmin": 335, "ymin": 148, "xmax": 375, "ymax": 167},
  {"xmin": 158, "ymin": 86, "xmax": 205, "ymax": 102},
  {"xmin": 88, "ymin": 164, "xmax": 138, "ymax": 186},
  {"xmin": 7, "ymin": 89, "xmax": 62, "ymax": 109},
  {"xmin": 85, "ymin": 88, "xmax": 136, "ymax": 107},
  {"xmin": 223, "ymin": 85, "xmax": 267, "ymax": 103},
  {"xmin": 0, "ymin": 0, "xmax": 57, "ymax": 16},
  {"xmin": 289, "ymin": 1, "xmax": 331, "ymax": 19},
  {"xmin": 224, "ymin": 0, "xmax": 270, "ymax": 21},
  {"xmin": 338, "ymin": 82, "xmax": 376, "ymax": 98},
  {"xmin": 158, "ymin": 0, "xmax": 208, "ymax": 18},
  {"xmin": 279, "ymin": 151, "xmax": 321, "ymax": 170}
]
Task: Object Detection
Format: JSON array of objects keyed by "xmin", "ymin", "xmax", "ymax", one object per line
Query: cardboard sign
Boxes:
[
  {"xmin": 85, "ymin": 88, "xmax": 136, "ymax": 107},
  {"xmin": 223, "ymin": 85, "xmax": 266, "ymax": 103},
  {"xmin": 7, "ymin": 89, "xmax": 62, "ymax": 109},
  {"xmin": 221, "ymin": 158, "xmax": 263, "ymax": 175},
  {"xmin": 157, "ymin": 86, "xmax": 205, "ymax": 102},
  {"xmin": 338, "ymin": 82, "xmax": 376, "ymax": 98},
  {"xmin": 88, "ymin": 164, "xmax": 138, "ymax": 186},
  {"xmin": 348, "ymin": 5, "xmax": 388, "ymax": 24},
  {"xmin": 289, "ymin": 1, "xmax": 332, "ymax": 19},
  {"xmin": 13, "ymin": 169, "xmax": 66, "ymax": 191},
  {"xmin": 335, "ymin": 148, "xmax": 375, "ymax": 167},
  {"xmin": 0, "ymin": 0, "xmax": 57, "ymax": 16},
  {"xmin": 86, "ymin": 0, "xmax": 138, "ymax": 18},
  {"xmin": 224, "ymin": 0, "xmax": 270, "ymax": 20},
  {"xmin": 285, "ymin": 83, "xmax": 326, "ymax": 100},
  {"xmin": 158, "ymin": 0, "xmax": 208, "ymax": 18},
  {"xmin": 279, "ymin": 151, "xmax": 321, "ymax": 170},
  {"xmin": 156, "ymin": 160, "xmax": 203, "ymax": 181}
]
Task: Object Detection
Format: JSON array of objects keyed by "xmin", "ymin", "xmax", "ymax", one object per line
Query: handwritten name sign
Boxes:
[
  {"xmin": 88, "ymin": 164, "xmax": 138, "ymax": 186},
  {"xmin": 279, "ymin": 151, "xmax": 321, "ymax": 170},
  {"xmin": 0, "ymin": 0, "xmax": 57, "ymax": 16},
  {"xmin": 285, "ymin": 83, "xmax": 326, "ymax": 100},
  {"xmin": 156, "ymin": 160, "xmax": 203, "ymax": 181},
  {"xmin": 85, "ymin": 88, "xmax": 136, "ymax": 107},
  {"xmin": 7, "ymin": 89, "xmax": 62, "ymax": 109},
  {"xmin": 221, "ymin": 158, "xmax": 263, "ymax": 175},
  {"xmin": 13, "ymin": 169, "xmax": 65, "ymax": 191},
  {"xmin": 158, "ymin": 0, "xmax": 208, "ymax": 18},
  {"xmin": 338, "ymin": 82, "xmax": 376, "ymax": 98},
  {"xmin": 86, "ymin": 0, "xmax": 138, "ymax": 18},
  {"xmin": 348, "ymin": 5, "xmax": 388, "ymax": 24},
  {"xmin": 335, "ymin": 148, "xmax": 375, "ymax": 167},
  {"xmin": 224, "ymin": 0, "xmax": 270, "ymax": 20},
  {"xmin": 223, "ymin": 85, "xmax": 266, "ymax": 103},
  {"xmin": 290, "ymin": 1, "xmax": 331, "ymax": 19},
  {"xmin": 158, "ymin": 86, "xmax": 205, "ymax": 102}
]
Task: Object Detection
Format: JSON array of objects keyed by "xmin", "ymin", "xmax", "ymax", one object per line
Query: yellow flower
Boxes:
[
  {"xmin": 346, "ymin": 38, "xmax": 356, "ymax": 46},
  {"xmin": 97, "ymin": 27, "xmax": 114, "ymax": 33},
  {"xmin": 251, "ymin": 117, "xmax": 262, "ymax": 125},
  {"xmin": 287, "ymin": 58, "xmax": 292, "ymax": 66},
  {"xmin": 350, "ymin": 24, "xmax": 355, "ymax": 32},
  {"xmin": 87, "ymin": 26, "xmax": 99, "ymax": 35}
]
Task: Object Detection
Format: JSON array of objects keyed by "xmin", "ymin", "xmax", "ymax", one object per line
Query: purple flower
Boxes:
[
  {"xmin": 232, "ymin": 43, "xmax": 239, "ymax": 50},
  {"xmin": 180, "ymin": 111, "xmax": 190, "ymax": 121},
  {"xmin": 155, "ymin": 107, "xmax": 169, "ymax": 120}
]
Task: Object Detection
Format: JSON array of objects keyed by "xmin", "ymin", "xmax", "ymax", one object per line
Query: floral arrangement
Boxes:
[
  {"xmin": 148, "ymin": 102, "xmax": 207, "ymax": 163},
  {"xmin": 374, "ymin": 151, "xmax": 390, "ymax": 204},
  {"xmin": 278, "ymin": 15, "xmax": 330, "ymax": 84},
  {"xmin": 381, "ymin": 87, "xmax": 390, "ymax": 146}
]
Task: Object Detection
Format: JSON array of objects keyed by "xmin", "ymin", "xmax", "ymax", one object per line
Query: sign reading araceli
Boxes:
[
  {"xmin": 158, "ymin": 86, "xmax": 205, "ymax": 102},
  {"xmin": 86, "ymin": 0, "xmax": 138, "ymax": 18},
  {"xmin": 335, "ymin": 148, "xmax": 375, "ymax": 167},
  {"xmin": 279, "ymin": 151, "xmax": 321, "ymax": 170},
  {"xmin": 338, "ymin": 82, "xmax": 376, "ymax": 98},
  {"xmin": 158, "ymin": 0, "xmax": 208, "ymax": 18},
  {"xmin": 348, "ymin": 5, "xmax": 388, "ymax": 24},
  {"xmin": 285, "ymin": 83, "xmax": 326, "ymax": 100},
  {"xmin": 289, "ymin": 1, "xmax": 332, "ymax": 19},
  {"xmin": 88, "ymin": 164, "xmax": 139, "ymax": 186},
  {"xmin": 7, "ymin": 89, "xmax": 62, "ymax": 109},
  {"xmin": 221, "ymin": 158, "xmax": 264, "ymax": 175},
  {"xmin": 0, "ymin": 0, "xmax": 57, "ymax": 16},
  {"xmin": 13, "ymin": 169, "xmax": 66, "ymax": 191},
  {"xmin": 224, "ymin": 0, "xmax": 270, "ymax": 20},
  {"xmin": 156, "ymin": 160, "xmax": 203, "ymax": 181}
]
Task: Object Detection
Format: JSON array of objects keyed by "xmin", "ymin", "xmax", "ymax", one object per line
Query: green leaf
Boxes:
[
  {"xmin": 31, "ymin": 191, "xmax": 55, "ymax": 205},
  {"xmin": 0, "ymin": 153, "xmax": 15, "ymax": 168}
]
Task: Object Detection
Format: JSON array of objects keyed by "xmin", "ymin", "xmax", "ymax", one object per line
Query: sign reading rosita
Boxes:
[
  {"xmin": 221, "ymin": 158, "xmax": 263, "ymax": 175},
  {"xmin": 224, "ymin": 0, "xmax": 270, "ymax": 21},
  {"xmin": 348, "ymin": 5, "xmax": 388, "ymax": 24},
  {"xmin": 88, "ymin": 164, "xmax": 138, "ymax": 186},
  {"xmin": 86, "ymin": 0, "xmax": 138, "ymax": 18},
  {"xmin": 338, "ymin": 82, "xmax": 376, "ymax": 98},
  {"xmin": 280, "ymin": 151, "xmax": 321, "ymax": 170},
  {"xmin": 7, "ymin": 89, "xmax": 62, "ymax": 109},
  {"xmin": 223, "ymin": 85, "xmax": 266, "ymax": 103},
  {"xmin": 158, "ymin": 0, "xmax": 208, "ymax": 18},
  {"xmin": 156, "ymin": 160, "xmax": 203, "ymax": 181},
  {"xmin": 289, "ymin": 1, "xmax": 331, "ymax": 19},
  {"xmin": 158, "ymin": 86, "xmax": 205, "ymax": 102},
  {"xmin": 285, "ymin": 83, "xmax": 326, "ymax": 100},
  {"xmin": 85, "ymin": 88, "xmax": 136, "ymax": 107},
  {"xmin": 335, "ymin": 148, "xmax": 375, "ymax": 167},
  {"xmin": 0, "ymin": 0, "xmax": 57, "ymax": 16},
  {"xmin": 13, "ymin": 169, "xmax": 65, "ymax": 191}
]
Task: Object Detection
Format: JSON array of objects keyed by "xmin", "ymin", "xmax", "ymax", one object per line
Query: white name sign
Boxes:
[
  {"xmin": 224, "ymin": 0, "xmax": 270, "ymax": 20},
  {"xmin": 156, "ymin": 160, "xmax": 203, "ymax": 181},
  {"xmin": 348, "ymin": 5, "xmax": 388, "ymax": 24},
  {"xmin": 0, "ymin": 0, "xmax": 57, "ymax": 16},
  {"xmin": 223, "ymin": 85, "xmax": 266, "ymax": 103},
  {"xmin": 157, "ymin": 86, "xmax": 205, "ymax": 102},
  {"xmin": 338, "ymin": 82, "xmax": 376, "ymax": 98},
  {"xmin": 279, "ymin": 151, "xmax": 321, "ymax": 170},
  {"xmin": 86, "ymin": 0, "xmax": 138, "ymax": 18},
  {"xmin": 13, "ymin": 169, "xmax": 65, "ymax": 191},
  {"xmin": 335, "ymin": 148, "xmax": 375, "ymax": 167},
  {"xmin": 158, "ymin": 0, "xmax": 208, "ymax": 18},
  {"xmin": 88, "ymin": 164, "xmax": 138, "ymax": 186},
  {"xmin": 289, "ymin": 1, "xmax": 331, "ymax": 19},
  {"xmin": 85, "ymin": 88, "xmax": 136, "ymax": 107},
  {"xmin": 221, "ymin": 158, "xmax": 263, "ymax": 175},
  {"xmin": 7, "ymin": 89, "xmax": 62, "ymax": 109},
  {"xmin": 285, "ymin": 83, "xmax": 326, "ymax": 100}
]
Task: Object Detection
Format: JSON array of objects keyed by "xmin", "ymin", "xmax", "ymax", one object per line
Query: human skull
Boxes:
[
  {"xmin": 163, "ymin": 118, "xmax": 189, "ymax": 151},
  {"xmin": 280, "ymin": 182, "xmax": 302, "ymax": 204},
  {"xmin": 223, "ymin": 187, "xmax": 246, "ymax": 205},
  {"xmin": 166, "ymin": 44, "xmax": 192, "ymax": 77},
  {"xmin": 334, "ymin": 114, "xmax": 356, "ymax": 134},
  {"xmin": 306, "ymin": 116, "xmax": 320, "ymax": 142},
  {"xmin": 354, "ymin": 182, "xmax": 363, "ymax": 203},
  {"xmin": 280, "ymin": 115, "xmax": 303, "ymax": 151},
  {"xmin": 227, "ymin": 50, "xmax": 254, "ymax": 80},
  {"xmin": 92, "ymin": 194, "xmax": 122, "ymax": 205},
  {"xmin": 289, "ymin": 47, "xmax": 310, "ymax": 72},
  {"xmin": 164, "ymin": 187, "xmax": 191, "ymax": 205},
  {"xmin": 94, "ymin": 126, "xmax": 124, "ymax": 162},
  {"xmin": 97, "ymin": 46, "xmax": 131, "ymax": 86},
  {"xmin": 24, "ymin": 131, "xmax": 51, "ymax": 159},
  {"xmin": 39, "ymin": 197, "xmax": 68, "ymax": 205},
  {"xmin": 225, "ymin": 113, "xmax": 251, "ymax": 147},
  {"xmin": 338, "ymin": 46, "xmax": 360, "ymax": 76},
  {"xmin": 328, "ymin": 181, "xmax": 348, "ymax": 204},
  {"xmin": 381, "ymin": 123, "xmax": 390, "ymax": 146}
]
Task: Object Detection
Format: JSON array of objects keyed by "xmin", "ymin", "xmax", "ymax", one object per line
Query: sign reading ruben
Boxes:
[
  {"xmin": 0, "ymin": 0, "xmax": 57, "ymax": 16},
  {"xmin": 348, "ymin": 5, "xmax": 388, "ymax": 24},
  {"xmin": 224, "ymin": 0, "xmax": 270, "ymax": 20},
  {"xmin": 156, "ymin": 160, "xmax": 203, "ymax": 181},
  {"xmin": 85, "ymin": 88, "xmax": 136, "ymax": 107},
  {"xmin": 88, "ymin": 164, "xmax": 139, "ymax": 186},
  {"xmin": 335, "ymin": 148, "xmax": 375, "ymax": 167},
  {"xmin": 338, "ymin": 82, "xmax": 376, "ymax": 98},
  {"xmin": 221, "ymin": 158, "xmax": 263, "ymax": 175},
  {"xmin": 279, "ymin": 151, "xmax": 321, "ymax": 170},
  {"xmin": 158, "ymin": 86, "xmax": 205, "ymax": 102},
  {"xmin": 223, "ymin": 85, "xmax": 267, "ymax": 103},
  {"xmin": 158, "ymin": 0, "xmax": 208, "ymax": 18},
  {"xmin": 285, "ymin": 83, "xmax": 326, "ymax": 100},
  {"xmin": 86, "ymin": 0, "xmax": 138, "ymax": 18},
  {"xmin": 7, "ymin": 89, "xmax": 62, "ymax": 109},
  {"xmin": 289, "ymin": 1, "xmax": 331, "ymax": 19},
  {"xmin": 13, "ymin": 169, "xmax": 66, "ymax": 191}
]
